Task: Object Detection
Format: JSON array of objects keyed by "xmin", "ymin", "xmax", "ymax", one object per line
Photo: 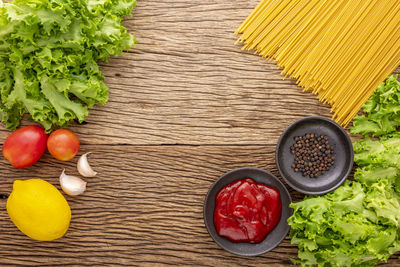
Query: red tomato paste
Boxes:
[{"xmin": 214, "ymin": 178, "xmax": 281, "ymax": 243}]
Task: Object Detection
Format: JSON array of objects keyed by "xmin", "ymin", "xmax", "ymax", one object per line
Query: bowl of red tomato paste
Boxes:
[{"xmin": 203, "ymin": 167, "xmax": 292, "ymax": 256}]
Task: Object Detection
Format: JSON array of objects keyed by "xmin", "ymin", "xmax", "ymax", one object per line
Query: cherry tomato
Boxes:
[
  {"xmin": 2, "ymin": 125, "xmax": 48, "ymax": 168},
  {"xmin": 47, "ymin": 129, "xmax": 80, "ymax": 161}
]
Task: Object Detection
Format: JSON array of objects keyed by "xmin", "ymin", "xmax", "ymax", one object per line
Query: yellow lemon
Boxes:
[{"xmin": 7, "ymin": 179, "xmax": 71, "ymax": 241}]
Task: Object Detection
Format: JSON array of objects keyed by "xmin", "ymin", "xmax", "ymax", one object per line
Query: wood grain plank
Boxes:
[
  {"xmin": 0, "ymin": 144, "xmax": 399, "ymax": 266},
  {"xmin": 1, "ymin": 0, "xmax": 397, "ymax": 145},
  {"xmin": 1, "ymin": 0, "xmax": 400, "ymax": 266}
]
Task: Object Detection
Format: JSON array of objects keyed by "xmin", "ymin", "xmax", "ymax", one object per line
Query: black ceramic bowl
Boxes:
[
  {"xmin": 276, "ymin": 116, "xmax": 354, "ymax": 195},
  {"xmin": 203, "ymin": 167, "xmax": 292, "ymax": 256}
]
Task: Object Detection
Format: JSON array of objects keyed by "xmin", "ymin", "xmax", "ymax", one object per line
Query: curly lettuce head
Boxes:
[
  {"xmin": 289, "ymin": 75, "xmax": 400, "ymax": 267},
  {"xmin": 0, "ymin": 0, "xmax": 136, "ymax": 132},
  {"xmin": 351, "ymin": 75, "xmax": 400, "ymax": 136}
]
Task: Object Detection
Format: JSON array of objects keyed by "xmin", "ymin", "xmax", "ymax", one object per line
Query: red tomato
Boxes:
[
  {"xmin": 47, "ymin": 129, "xmax": 80, "ymax": 161},
  {"xmin": 2, "ymin": 125, "xmax": 48, "ymax": 168}
]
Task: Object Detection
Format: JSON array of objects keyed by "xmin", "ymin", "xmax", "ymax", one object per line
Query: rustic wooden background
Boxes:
[{"xmin": 1, "ymin": 0, "xmax": 400, "ymax": 266}]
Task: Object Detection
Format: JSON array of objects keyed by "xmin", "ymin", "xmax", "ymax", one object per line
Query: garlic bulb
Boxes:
[
  {"xmin": 77, "ymin": 152, "xmax": 97, "ymax": 177},
  {"xmin": 60, "ymin": 169, "xmax": 87, "ymax": 196}
]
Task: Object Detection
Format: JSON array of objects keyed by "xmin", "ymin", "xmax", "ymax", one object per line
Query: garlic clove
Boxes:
[
  {"xmin": 77, "ymin": 152, "xmax": 97, "ymax": 177},
  {"xmin": 60, "ymin": 169, "xmax": 87, "ymax": 196}
]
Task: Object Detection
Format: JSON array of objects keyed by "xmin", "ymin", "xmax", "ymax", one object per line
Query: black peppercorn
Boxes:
[{"xmin": 291, "ymin": 133, "xmax": 335, "ymax": 178}]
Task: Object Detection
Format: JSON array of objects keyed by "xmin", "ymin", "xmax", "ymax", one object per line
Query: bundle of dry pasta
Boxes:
[{"xmin": 236, "ymin": 0, "xmax": 400, "ymax": 126}]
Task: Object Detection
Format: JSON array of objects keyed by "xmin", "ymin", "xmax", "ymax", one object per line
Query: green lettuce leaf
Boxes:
[
  {"xmin": 351, "ymin": 75, "xmax": 400, "ymax": 136},
  {"xmin": 0, "ymin": 0, "xmax": 136, "ymax": 132},
  {"xmin": 289, "ymin": 75, "xmax": 400, "ymax": 267},
  {"xmin": 289, "ymin": 181, "xmax": 400, "ymax": 267}
]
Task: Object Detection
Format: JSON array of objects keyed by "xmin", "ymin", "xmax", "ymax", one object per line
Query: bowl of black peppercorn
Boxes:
[{"xmin": 276, "ymin": 116, "xmax": 354, "ymax": 195}]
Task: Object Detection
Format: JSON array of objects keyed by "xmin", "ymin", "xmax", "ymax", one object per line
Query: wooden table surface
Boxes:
[{"xmin": 1, "ymin": 0, "xmax": 400, "ymax": 266}]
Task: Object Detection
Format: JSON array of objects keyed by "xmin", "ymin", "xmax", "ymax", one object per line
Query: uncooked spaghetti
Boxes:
[{"xmin": 236, "ymin": 0, "xmax": 400, "ymax": 126}]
